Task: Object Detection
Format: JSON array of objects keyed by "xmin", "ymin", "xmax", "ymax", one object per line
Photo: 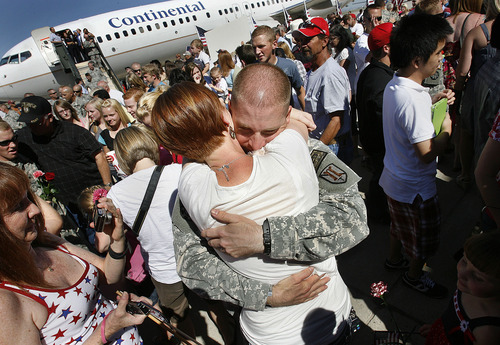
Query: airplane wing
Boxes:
[{"xmin": 270, "ymin": 0, "xmax": 355, "ymax": 22}]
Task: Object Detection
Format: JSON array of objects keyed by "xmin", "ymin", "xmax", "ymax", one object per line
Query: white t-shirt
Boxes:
[
  {"xmin": 213, "ymin": 77, "xmax": 228, "ymax": 98},
  {"xmin": 195, "ymin": 50, "xmax": 211, "ymax": 72},
  {"xmin": 108, "ymin": 164, "xmax": 182, "ymax": 284},
  {"xmin": 109, "ymin": 89, "xmax": 125, "ymax": 105},
  {"xmin": 305, "ymin": 56, "xmax": 351, "ymax": 140},
  {"xmin": 379, "ymin": 75, "xmax": 437, "ymax": 203},
  {"xmin": 334, "ymin": 47, "xmax": 357, "ymax": 92},
  {"xmin": 351, "ymin": 22, "xmax": 364, "ymax": 37},
  {"xmin": 179, "ymin": 130, "xmax": 350, "ymax": 345},
  {"xmin": 353, "ymin": 33, "xmax": 370, "ymax": 94}
]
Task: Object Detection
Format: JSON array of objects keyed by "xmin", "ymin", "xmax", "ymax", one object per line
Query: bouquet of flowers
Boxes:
[{"xmin": 33, "ymin": 170, "xmax": 58, "ymax": 203}]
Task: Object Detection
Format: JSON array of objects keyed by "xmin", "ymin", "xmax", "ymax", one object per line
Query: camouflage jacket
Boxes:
[{"xmin": 172, "ymin": 138, "xmax": 369, "ymax": 311}]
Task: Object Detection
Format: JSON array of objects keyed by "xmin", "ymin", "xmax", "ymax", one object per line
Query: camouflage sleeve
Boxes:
[
  {"xmin": 267, "ymin": 139, "xmax": 369, "ymax": 261},
  {"xmin": 172, "ymin": 198, "xmax": 271, "ymax": 311}
]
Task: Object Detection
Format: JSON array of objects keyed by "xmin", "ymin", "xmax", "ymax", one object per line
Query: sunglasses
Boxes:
[
  {"xmin": 0, "ymin": 134, "xmax": 18, "ymax": 147},
  {"xmin": 49, "ymin": 92, "xmax": 57, "ymax": 95},
  {"xmin": 364, "ymin": 15, "xmax": 383, "ymax": 21},
  {"xmin": 299, "ymin": 20, "xmax": 328, "ymax": 36},
  {"xmin": 133, "ymin": 69, "xmax": 141, "ymax": 73}
]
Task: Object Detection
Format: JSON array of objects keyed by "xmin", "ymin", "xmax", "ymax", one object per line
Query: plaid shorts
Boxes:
[{"xmin": 387, "ymin": 194, "xmax": 441, "ymax": 260}]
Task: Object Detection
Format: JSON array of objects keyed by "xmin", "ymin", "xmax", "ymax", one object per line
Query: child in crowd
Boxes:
[
  {"xmin": 208, "ymin": 66, "xmax": 228, "ymax": 103},
  {"xmin": 422, "ymin": 231, "xmax": 500, "ymax": 344},
  {"xmin": 380, "ymin": 14, "xmax": 454, "ymax": 298}
]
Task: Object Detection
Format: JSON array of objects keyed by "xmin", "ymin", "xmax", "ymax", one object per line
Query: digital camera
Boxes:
[{"xmin": 92, "ymin": 201, "xmax": 112, "ymax": 232}]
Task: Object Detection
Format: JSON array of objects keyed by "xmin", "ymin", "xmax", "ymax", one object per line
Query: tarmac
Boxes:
[{"xmin": 185, "ymin": 148, "xmax": 484, "ymax": 345}]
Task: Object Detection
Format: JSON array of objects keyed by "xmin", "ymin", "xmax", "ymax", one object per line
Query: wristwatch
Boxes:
[{"xmin": 262, "ymin": 219, "xmax": 271, "ymax": 255}]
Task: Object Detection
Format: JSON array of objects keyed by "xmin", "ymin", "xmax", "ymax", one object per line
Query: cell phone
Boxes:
[{"xmin": 431, "ymin": 98, "xmax": 448, "ymax": 135}]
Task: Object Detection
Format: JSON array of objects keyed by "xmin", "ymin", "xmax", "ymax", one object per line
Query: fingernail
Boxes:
[{"xmin": 211, "ymin": 209, "xmax": 219, "ymax": 216}]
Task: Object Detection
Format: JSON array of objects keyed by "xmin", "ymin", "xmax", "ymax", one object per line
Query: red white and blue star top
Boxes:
[{"xmin": 0, "ymin": 246, "xmax": 142, "ymax": 345}]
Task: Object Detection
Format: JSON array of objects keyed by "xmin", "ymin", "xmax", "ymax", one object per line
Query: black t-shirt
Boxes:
[{"xmin": 17, "ymin": 121, "xmax": 103, "ymax": 205}]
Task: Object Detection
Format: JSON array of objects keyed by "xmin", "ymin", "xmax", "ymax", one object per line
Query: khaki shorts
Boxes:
[{"xmin": 151, "ymin": 278, "xmax": 190, "ymax": 322}]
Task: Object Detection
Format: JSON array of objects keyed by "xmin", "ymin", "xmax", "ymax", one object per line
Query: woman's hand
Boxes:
[
  {"xmin": 104, "ymin": 292, "xmax": 148, "ymax": 340},
  {"xmin": 96, "ymin": 197, "xmax": 124, "ymax": 242}
]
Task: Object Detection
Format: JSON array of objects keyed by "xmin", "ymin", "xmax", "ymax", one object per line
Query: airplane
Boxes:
[{"xmin": 0, "ymin": 0, "xmax": 352, "ymax": 101}]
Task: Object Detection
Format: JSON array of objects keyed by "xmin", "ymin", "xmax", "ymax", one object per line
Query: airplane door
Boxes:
[{"xmin": 31, "ymin": 27, "xmax": 60, "ymax": 67}]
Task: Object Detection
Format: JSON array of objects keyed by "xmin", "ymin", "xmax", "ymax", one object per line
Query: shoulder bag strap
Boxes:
[{"xmin": 131, "ymin": 165, "xmax": 165, "ymax": 236}]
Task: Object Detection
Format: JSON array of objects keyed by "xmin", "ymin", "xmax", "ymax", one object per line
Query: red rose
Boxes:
[
  {"xmin": 44, "ymin": 172, "xmax": 55, "ymax": 181},
  {"xmin": 33, "ymin": 170, "xmax": 44, "ymax": 179}
]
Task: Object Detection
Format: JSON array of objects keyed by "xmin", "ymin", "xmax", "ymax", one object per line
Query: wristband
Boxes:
[
  {"xmin": 104, "ymin": 182, "xmax": 113, "ymax": 187},
  {"xmin": 262, "ymin": 219, "xmax": 271, "ymax": 255},
  {"xmin": 108, "ymin": 241, "xmax": 128, "ymax": 259},
  {"xmin": 101, "ymin": 312, "xmax": 111, "ymax": 344}
]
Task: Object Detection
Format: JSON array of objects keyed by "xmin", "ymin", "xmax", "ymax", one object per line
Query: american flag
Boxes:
[
  {"xmin": 393, "ymin": 0, "xmax": 404, "ymax": 11},
  {"xmin": 303, "ymin": 0, "xmax": 311, "ymax": 19},
  {"xmin": 336, "ymin": 0, "xmax": 343, "ymax": 15},
  {"xmin": 195, "ymin": 26, "xmax": 208, "ymax": 47},
  {"xmin": 282, "ymin": 4, "xmax": 293, "ymax": 28},
  {"xmin": 251, "ymin": 15, "xmax": 258, "ymax": 29}
]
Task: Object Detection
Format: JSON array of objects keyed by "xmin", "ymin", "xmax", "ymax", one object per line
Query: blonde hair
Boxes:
[
  {"xmin": 101, "ymin": 98, "xmax": 133, "ymax": 125},
  {"xmin": 78, "ymin": 184, "xmax": 105, "ymax": 216},
  {"xmin": 114, "ymin": 125, "xmax": 159, "ymax": 175},
  {"xmin": 136, "ymin": 91, "xmax": 163, "ymax": 122},
  {"xmin": 277, "ymin": 42, "xmax": 295, "ymax": 60},
  {"xmin": 251, "ymin": 25, "xmax": 275, "ymax": 43}
]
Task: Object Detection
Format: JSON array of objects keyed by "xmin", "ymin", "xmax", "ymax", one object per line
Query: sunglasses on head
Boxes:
[
  {"xmin": 0, "ymin": 134, "xmax": 18, "ymax": 147},
  {"xmin": 299, "ymin": 20, "xmax": 328, "ymax": 36}
]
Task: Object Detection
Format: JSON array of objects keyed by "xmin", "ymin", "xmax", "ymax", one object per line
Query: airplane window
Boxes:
[
  {"xmin": 262, "ymin": 1, "xmax": 265, "ymax": 6},
  {"xmin": 163, "ymin": 21, "xmax": 168, "ymax": 28},
  {"xmin": 114, "ymin": 32, "xmax": 120, "ymax": 39},
  {"xmin": 20, "ymin": 51, "xmax": 32, "ymax": 62},
  {"xmin": 229, "ymin": 8, "xmax": 233, "ymax": 13},
  {"xmin": 155, "ymin": 23, "xmax": 160, "ymax": 29},
  {"xmin": 9, "ymin": 55, "xmax": 19, "ymax": 64},
  {"xmin": 123, "ymin": 30, "xmax": 129, "ymax": 37},
  {"xmin": 245, "ymin": 4, "xmax": 249, "ymax": 9},
  {"xmin": 131, "ymin": 28, "xmax": 137, "ymax": 35},
  {"xmin": 185, "ymin": 17, "xmax": 190, "ymax": 23},
  {"xmin": 171, "ymin": 19, "xmax": 176, "ymax": 26},
  {"xmin": 267, "ymin": 0, "xmax": 270, "ymax": 4},
  {"xmin": 97, "ymin": 36, "xmax": 103, "ymax": 43},
  {"xmin": 224, "ymin": 9, "xmax": 228, "ymax": 14},
  {"xmin": 139, "ymin": 27, "xmax": 144, "ymax": 33},
  {"xmin": 179, "ymin": 18, "xmax": 184, "ymax": 24},
  {"xmin": 146, "ymin": 25, "xmax": 152, "ymax": 31},
  {"xmin": 251, "ymin": 3, "xmax": 255, "ymax": 8},
  {"xmin": 206, "ymin": 12, "xmax": 210, "ymax": 18},
  {"xmin": 106, "ymin": 34, "xmax": 112, "ymax": 41},
  {"xmin": 218, "ymin": 10, "xmax": 222, "ymax": 15},
  {"xmin": 0, "ymin": 57, "xmax": 8, "ymax": 66},
  {"xmin": 235, "ymin": 6, "xmax": 239, "ymax": 11},
  {"xmin": 257, "ymin": 2, "xmax": 261, "ymax": 7},
  {"xmin": 193, "ymin": 15, "xmax": 197, "ymax": 20}
]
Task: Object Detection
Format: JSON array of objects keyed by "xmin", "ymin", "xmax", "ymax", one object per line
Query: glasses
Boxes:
[
  {"xmin": 0, "ymin": 134, "xmax": 18, "ymax": 146},
  {"xmin": 364, "ymin": 15, "xmax": 383, "ymax": 21},
  {"xmin": 49, "ymin": 92, "xmax": 57, "ymax": 95},
  {"xmin": 299, "ymin": 20, "xmax": 328, "ymax": 36}
]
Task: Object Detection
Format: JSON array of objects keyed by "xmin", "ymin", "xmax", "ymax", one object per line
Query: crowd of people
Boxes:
[{"xmin": 0, "ymin": 0, "xmax": 499, "ymax": 344}]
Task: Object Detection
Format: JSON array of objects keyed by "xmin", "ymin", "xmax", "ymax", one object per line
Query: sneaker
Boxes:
[
  {"xmin": 384, "ymin": 258, "xmax": 410, "ymax": 271},
  {"xmin": 402, "ymin": 272, "xmax": 448, "ymax": 299}
]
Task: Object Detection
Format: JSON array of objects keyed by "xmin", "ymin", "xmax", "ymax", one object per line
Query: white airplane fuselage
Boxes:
[{"xmin": 0, "ymin": 0, "xmax": 338, "ymax": 100}]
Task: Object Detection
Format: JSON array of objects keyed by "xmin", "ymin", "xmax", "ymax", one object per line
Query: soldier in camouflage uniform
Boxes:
[
  {"xmin": 171, "ymin": 71, "xmax": 369, "ymax": 310},
  {"xmin": 60, "ymin": 85, "xmax": 91, "ymax": 120},
  {"xmin": 87, "ymin": 61, "xmax": 106, "ymax": 82},
  {"xmin": 0, "ymin": 104, "xmax": 25, "ymax": 131}
]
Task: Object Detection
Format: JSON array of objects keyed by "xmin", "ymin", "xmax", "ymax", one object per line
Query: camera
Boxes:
[{"xmin": 92, "ymin": 201, "xmax": 112, "ymax": 232}]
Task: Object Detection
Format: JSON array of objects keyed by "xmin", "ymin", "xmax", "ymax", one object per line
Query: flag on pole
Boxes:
[
  {"xmin": 251, "ymin": 15, "xmax": 258, "ymax": 29},
  {"xmin": 336, "ymin": 0, "xmax": 343, "ymax": 15},
  {"xmin": 303, "ymin": 0, "xmax": 311, "ymax": 19},
  {"xmin": 282, "ymin": 4, "xmax": 293, "ymax": 28},
  {"xmin": 195, "ymin": 26, "xmax": 208, "ymax": 47}
]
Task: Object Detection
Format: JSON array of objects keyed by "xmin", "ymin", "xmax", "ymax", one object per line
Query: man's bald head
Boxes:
[
  {"xmin": 230, "ymin": 64, "xmax": 292, "ymax": 152},
  {"xmin": 60, "ymin": 86, "xmax": 74, "ymax": 102},
  {"xmin": 97, "ymin": 81, "xmax": 110, "ymax": 92}
]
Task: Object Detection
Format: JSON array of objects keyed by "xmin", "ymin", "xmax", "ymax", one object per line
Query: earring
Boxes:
[{"xmin": 229, "ymin": 125, "xmax": 236, "ymax": 139}]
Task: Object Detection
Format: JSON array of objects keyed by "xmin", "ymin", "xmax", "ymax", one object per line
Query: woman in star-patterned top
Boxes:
[{"xmin": 0, "ymin": 163, "xmax": 147, "ymax": 344}]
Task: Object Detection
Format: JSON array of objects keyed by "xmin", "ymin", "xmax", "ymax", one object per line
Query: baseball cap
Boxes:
[
  {"xmin": 18, "ymin": 96, "xmax": 52, "ymax": 124},
  {"xmin": 293, "ymin": 17, "xmax": 329, "ymax": 39},
  {"xmin": 350, "ymin": 13, "xmax": 356, "ymax": 19},
  {"xmin": 368, "ymin": 23, "xmax": 394, "ymax": 51}
]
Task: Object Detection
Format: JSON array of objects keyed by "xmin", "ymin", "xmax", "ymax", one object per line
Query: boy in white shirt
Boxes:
[
  {"xmin": 380, "ymin": 14, "xmax": 454, "ymax": 298},
  {"xmin": 209, "ymin": 67, "xmax": 228, "ymax": 103}
]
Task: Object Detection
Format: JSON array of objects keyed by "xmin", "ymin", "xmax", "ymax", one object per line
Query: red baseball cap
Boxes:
[
  {"xmin": 368, "ymin": 23, "xmax": 394, "ymax": 51},
  {"xmin": 293, "ymin": 17, "xmax": 329, "ymax": 39},
  {"xmin": 350, "ymin": 13, "xmax": 356, "ymax": 19}
]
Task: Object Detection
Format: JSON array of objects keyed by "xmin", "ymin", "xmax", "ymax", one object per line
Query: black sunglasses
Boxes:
[
  {"xmin": 299, "ymin": 20, "xmax": 328, "ymax": 36},
  {"xmin": 364, "ymin": 15, "xmax": 383, "ymax": 21},
  {"xmin": 133, "ymin": 69, "xmax": 141, "ymax": 73},
  {"xmin": 0, "ymin": 134, "xmax": 18, "ymax": 147}
]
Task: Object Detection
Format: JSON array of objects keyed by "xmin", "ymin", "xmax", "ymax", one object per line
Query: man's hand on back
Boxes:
[
  {"xmin": 201, "ymin": 209, "xmax": 264, "ymax": 258},
  {"xmin": 267, "ymin": 267, "xmax": 330, "ymax": 307}
]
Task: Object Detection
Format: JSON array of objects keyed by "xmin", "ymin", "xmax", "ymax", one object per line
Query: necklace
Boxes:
[
  {"xmin": 31, "ymin": 247, "xmax": 55, "ymax": 272},
  {"xmin": 210, "ymin": 154, "xmax": 247, "ymax": 182}
]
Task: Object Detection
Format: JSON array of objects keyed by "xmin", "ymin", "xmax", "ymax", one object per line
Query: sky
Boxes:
[{"xmin": 0, "ymin": 0, "xmax": 366, "ymax": 57}]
